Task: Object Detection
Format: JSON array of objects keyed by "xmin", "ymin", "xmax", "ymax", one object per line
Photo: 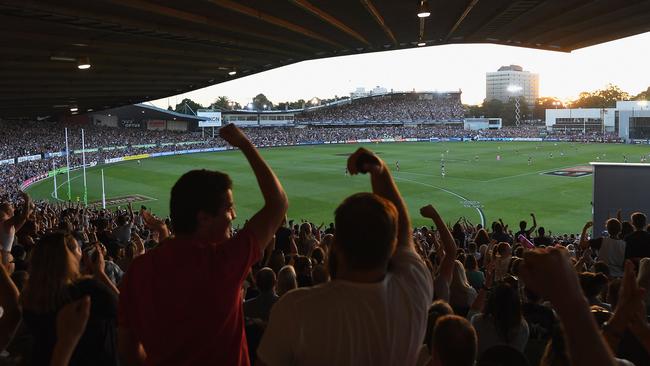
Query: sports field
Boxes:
[{"xmin": 27, "ymin": 141, "xmax": 650, "ymax": 234}]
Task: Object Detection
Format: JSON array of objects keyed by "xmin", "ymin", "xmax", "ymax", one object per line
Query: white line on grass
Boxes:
[
  {"xmin": 50, "ymin": 174, "xmax": 83, "ymax": 202},
  {"xmin": 394, "ymin": 176, "xmax": 486, "ymax": 227}
]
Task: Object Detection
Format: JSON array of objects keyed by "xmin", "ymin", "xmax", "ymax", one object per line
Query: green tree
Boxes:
[
  {"xmin": 533, "ymin": 97, "xmax": 563, "ymax": 120},
  {"xmin": 174, "ymin": 98, "xmax": 204, "ymax": 114},
  {"xmin": 252, "ymin": 93, "xmax": 273, "ymax": 110},
  {"xmin": 571, "ymin": 84, "xmax": 630, "ymax": 108},
  {"xmin": 210, "ymin": 96, "xmax": 241, "ymax": 110}
]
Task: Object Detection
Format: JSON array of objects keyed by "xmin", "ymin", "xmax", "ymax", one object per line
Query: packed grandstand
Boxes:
[
  {"xmin": 0, "ymin": 52, "xmax": 637, "ymax": 366},
  {"xmin": 0, "ymin": 120, "xmax": 646, "ymax": 366},
  {"xmin": 0, "ymin": 118, "xmax": 621, "ymax": 201}
]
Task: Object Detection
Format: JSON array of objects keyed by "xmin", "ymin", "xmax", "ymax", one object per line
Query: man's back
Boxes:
[
  {"xmin": 625, "ymin": 230, "xmax": 650, "ymax": 259},
  {"xmin": 119, "ymin": 229, "xmax": 260, "ymax": 366},
  {"xmin": 257, "ymin": 247, "xmax": 432, "ymax": 366}
]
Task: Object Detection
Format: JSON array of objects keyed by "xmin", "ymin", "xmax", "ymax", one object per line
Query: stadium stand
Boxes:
[
  {"xmin": 0, "ymin": 124, "xmax": 643, "ymax": 366},
  {"xmin": 0, "ymin": 120, "xmax": 622, "ymax": 201},
  {"xmin": 295, "ymin": 92, "xmax": 464, "ymax": 124}
]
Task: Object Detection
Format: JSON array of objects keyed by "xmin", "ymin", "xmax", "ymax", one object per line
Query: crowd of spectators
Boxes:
[
  {"xmin": 0, "ymin": 125, "xmax": 647, "ymax": 366},
  {"xmin": 0, "ymin": 118, "xmax": 624, "ymax": 202},
  {"xmin": 295, "ymin": 93, "xmax": 465, "ymax": 123}
]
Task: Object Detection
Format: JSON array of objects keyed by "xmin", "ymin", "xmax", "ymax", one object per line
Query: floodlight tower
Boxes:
[{"xmin": 507, "ymin": 85, "xmax": 523, "ymax": 126}]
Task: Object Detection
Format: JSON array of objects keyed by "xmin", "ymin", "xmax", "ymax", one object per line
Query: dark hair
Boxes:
[
  {"xmin": 294, "ymin": 256, "xmax": 312, "ymax": 275},
  {"xmin": 519, "ymin": 220, "xmax": 527, "ymax": 230},
  {"xmin": 311, "ymin": 247, "xmax": 325, "ymax": 265},
  {"xmin": 334, "ymin": 193, "xmax": 397, "ymax": 271},
  {"xmin": 621, "ymin": 221, "xmax": 634, "ymax": 238},
  {"xmin": 312, "ymin": 264, "xmax": 329, "ymax": 285},
  {"xmin": 170, "ymin": 170, "xmax": 232, "ymax": 235},
  {"xmin": 579, "ymin": 272, "xmax": 608, "ymax": 299},
  {"xmin": 524, "ymin": 287, "xmax": 541, "ymax": 303},
  {"xmin": 117, "ymin": 215, "xmax": 127, "ymax": 226},
  {"xmin": 484, "ymin": 282, "xmax": 522, "ymax": 343},
  {"xmin": 475, "ymin": 229, "xmax": 490, "ymax": 246},
  {"xmin": 425, "ymin": 300, "xmax": 454, "ymax": 352},
  {"xmin": 465, "ymin": 255, "xmax": 478, "ymax": 271},
  {"xmin": 478, "ymin": 345, "xmax": 530, "ymax": 366},
  {"xmin": 453, "ymin": 223, "xmax": 464, "ymax": 237},
  {"xmin": 607, "ymin": 279, "xmax": 622, "ymax": 310},
  {"xmin": 538, "ymin": 227, "xmax": 546, "ymax": 235},
  {"xmin": 255, "ymin": 267, "xmax": 276, "ymax": 293},
  {"xmin": 605, "ymin": 218, "xmax": 621, "ymax": 237},
  {"xmin": 592, "ymin": 261, "xmax": 610, "ymax": 278},
  {"xmin": 632, "ymin": 212, "xmax": 647, "ymax": 230},
  {"xmin": 433, "ymin": 315, "xmax": 477, "ymax": 366}
]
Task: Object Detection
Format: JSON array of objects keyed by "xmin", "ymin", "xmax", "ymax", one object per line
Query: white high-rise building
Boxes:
[{"xmin": 486, "ymin": 65, "xmax": 539, "ymax": 106}]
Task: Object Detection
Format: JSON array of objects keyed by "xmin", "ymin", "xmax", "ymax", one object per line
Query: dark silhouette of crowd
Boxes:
[{"xmin": 0, "ymin": 124, "xmax": 647, "ymax": 366}]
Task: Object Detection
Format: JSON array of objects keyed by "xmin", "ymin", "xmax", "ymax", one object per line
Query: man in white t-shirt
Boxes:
[
  {"xmin": 257, "ymin": 148, "xmax": 433, "ymax": 366},
  {"xmin": 580, "ymin": 219, "xmax": 626, "ymax": 277}
]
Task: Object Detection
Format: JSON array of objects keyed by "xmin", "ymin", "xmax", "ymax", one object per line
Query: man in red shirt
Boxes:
[{"xmin": 118, "ymin": 124, "xmax": 288, "ymax": 365}]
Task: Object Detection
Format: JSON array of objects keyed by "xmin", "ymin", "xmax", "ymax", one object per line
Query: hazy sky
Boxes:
[{"xmin": 150, "ymin": 32, "xmax": 650, "ymax": 108}]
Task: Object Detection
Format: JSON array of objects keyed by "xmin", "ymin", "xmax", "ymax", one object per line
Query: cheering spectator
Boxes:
[
  {"xmin": 429, "ymin": 315, "xmax": 477, "ymax": 366},
  {"xmin": 21, "ymin": 232, "xmax": 118, "ymax": 366},
  {"xmin": 580, "ymin": 219, "xmax": 626, "ymax": 278},
  {"xmin": 449, "ymin": 260, "xmax": 478, "ymax": 316},
  {"xmin": 257, "ymin": 148, "xmax": 433, "ymax": 365},
  {"xmin": 624, "ymin": 212, "xmax": 650, "ymax": 262},
  {"xmin": 117, "ymin": 124, "xmax": 288, "ymax": 365},
  {"xmin": 276, "ymin": 265, "xmax": 297, "ymax": 297},
  {"xmin": 244, "ymin": 268, "xmax": 279, "ymax": 321},
  {"xmin": 470, "ymin": 281, "xmax": 529, "ymax": 355}
]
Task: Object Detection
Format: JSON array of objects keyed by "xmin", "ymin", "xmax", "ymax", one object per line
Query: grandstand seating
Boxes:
[{"xmin": 295, "ymin": 92, "xmax": 464, "ymax": 124}]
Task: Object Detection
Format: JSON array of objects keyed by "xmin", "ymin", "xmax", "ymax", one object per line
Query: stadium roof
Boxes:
[
  {"xmin": 96, "ymin": 103, "xmax": 206, "ymax": 122},
  {"xmin": 2, "ymin": 0, "xmax": 649, "ymax": 118}
]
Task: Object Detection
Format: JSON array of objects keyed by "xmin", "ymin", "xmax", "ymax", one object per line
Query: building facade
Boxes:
[
  {"xmin": 486, "ymin": 65, "xmax": 539, "ymax": 106},
  {"xmin": 545, "ymin": 101, "xmax": 650, "ymax": 140}
]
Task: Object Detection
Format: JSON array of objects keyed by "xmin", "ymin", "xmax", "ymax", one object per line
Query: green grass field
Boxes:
[{"xmin": 26, "ymin": 141, "xmax": 650, "ymax": 234}]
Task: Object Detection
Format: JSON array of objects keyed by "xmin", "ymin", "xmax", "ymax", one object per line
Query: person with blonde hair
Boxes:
[
  {"xmin": 276, "ymin": 265, "xmax": 298, "ymax": 297},
  {"xmin": 449, "ymin": 260, "xmax": 478, "ymax": 316},
  {"xmin": 21, "ymin": 232, "xmax": 118, "ymax": 366}
]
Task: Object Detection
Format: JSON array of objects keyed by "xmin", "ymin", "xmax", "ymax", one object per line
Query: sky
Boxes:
[{"xmin": 149, "ymin": 32, "xmax": 650, "ymax": 108}]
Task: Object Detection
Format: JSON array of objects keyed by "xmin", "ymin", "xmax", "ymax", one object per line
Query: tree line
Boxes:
[{"xmin": 170, "ymin": 84, "xmax": 649, "ymax": 126}]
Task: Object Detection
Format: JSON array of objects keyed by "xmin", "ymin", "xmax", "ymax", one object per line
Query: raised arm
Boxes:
[
  {"xmin": 219, "ymin": 124, "xmax": 288, "ymax": 250},
  {"xmin": 8, "ymin": 191, "xmax": 33, "ymax": 232},
  {"xmin": 521, "ymin": 248, "xmax": 617, "ymax": 366},
  {"xmin": 526, "ymin": 213, "xmax": 537, "ymax": 235},
  {"xmin": 579, "ymin": 221, "xmax": 593, "ymax": 250},
  {"xmin": 346, "ymin": 148, "xmax": 411, "ymax": 249},
  {"xmin": 421, "ymin": 204, "xmax": 456, "ymax": 286}
]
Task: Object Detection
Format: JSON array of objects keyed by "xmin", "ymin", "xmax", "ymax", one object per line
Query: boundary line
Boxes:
[{"xmin": 394, "ymin": 176, "xmax": 486, "ymax": 227}]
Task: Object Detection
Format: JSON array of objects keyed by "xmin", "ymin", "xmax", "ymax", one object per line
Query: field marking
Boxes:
[
  {"xmin": 394, "ymin": 176, "xmax": 486, "ymax": 227},
  {"xmin": 397, "ymin": 163, "xmax": 587, "ymax": 183},
  {"xmin": 50, "ymin": 174, "xmax": 83, "ymax": 202},
  {"xmin": 48, "ymin": 172, "xmax": 159, "ymax": 206},
  {"xmin": 481, "ymin": 164, "xmax": 586, "ymax": 183}
]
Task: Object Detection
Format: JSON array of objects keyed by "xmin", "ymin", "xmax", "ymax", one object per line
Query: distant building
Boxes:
[
  {"xmin": 545, "ymin": 100, "xmax": 650, "ymax": 140},
  {"xmin": 486, "ymin": 65, "xmax": 539, "ymax": 106},
  {"xmin": 350, "ymin": 86, "xmax": 388, "ymax": 99},
  {"xmin": 464, "ymin": 117, "xmax": 502, "ymax": 130}
]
